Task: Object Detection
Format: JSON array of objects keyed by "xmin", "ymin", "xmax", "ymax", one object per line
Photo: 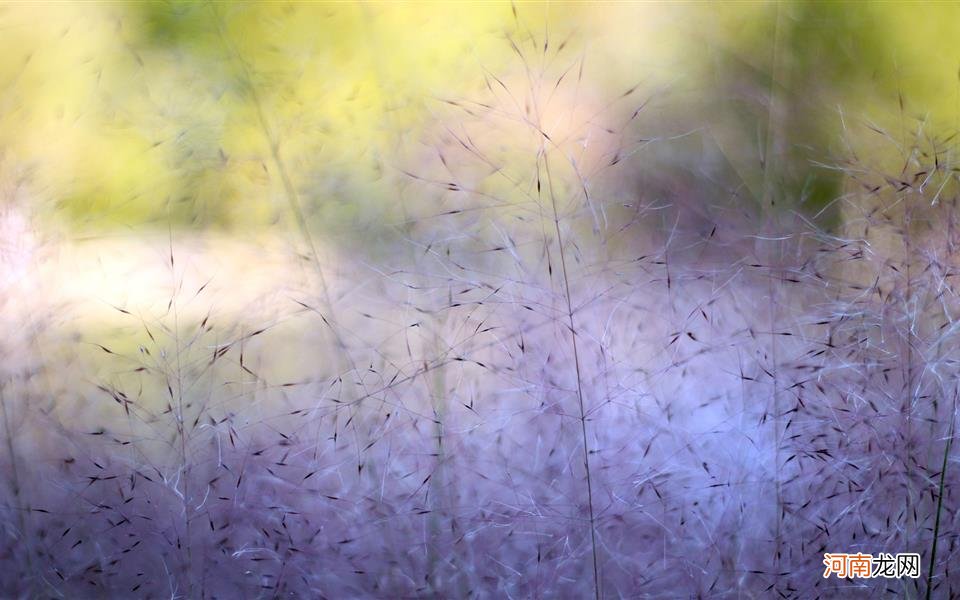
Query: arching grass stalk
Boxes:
[
  {"xmin": 0, "ymin": 381, "xmax": 33, "ymax": 592},
  {"xmin": 208, "ymin": 2, "xmax": 375, "ymax": 496},
  {"xmin": 925, "ymin": 393, "xmax": 955, "ymax": 600},
  {"xmin": 166, "ymin": 228, "xmax": 194, "ymax": 594},
  {"xmin": 541, "ymin": 152, "xmax": 601, "ymax": 600},
  {"xmin": 761, "ymin": 2, "xmax": 786, "ymax": 584}
]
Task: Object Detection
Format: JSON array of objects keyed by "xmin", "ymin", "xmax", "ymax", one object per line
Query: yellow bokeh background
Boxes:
[{"xmin": 1, "ymin": 1, "xmax": 958, "ymax": 235}]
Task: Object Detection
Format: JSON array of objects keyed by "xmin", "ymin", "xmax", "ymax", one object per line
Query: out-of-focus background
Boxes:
[
  {"xmin": 2, "ymin": 2, "xmax": 958, "ymax": 233},
  {"xmin": 3, "ymin": 1, "xmax": 958, "ymax": 324},
  {"xmin": 2, "ymin": 2, "xmax": 960, "ymax": 598}
]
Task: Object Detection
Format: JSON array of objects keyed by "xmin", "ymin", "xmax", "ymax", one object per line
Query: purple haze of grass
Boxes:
[{"xmin": 0, "ymin": 19, "xmax": 958, "ymax": 600}]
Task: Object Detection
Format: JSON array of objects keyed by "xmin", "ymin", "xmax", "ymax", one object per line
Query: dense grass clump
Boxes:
[{"xmin": 0, "ymin": 19, "xmax": 958, "ymax": 600}]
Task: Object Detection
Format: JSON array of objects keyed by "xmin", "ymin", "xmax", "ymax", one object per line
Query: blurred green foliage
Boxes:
[
  {"xmin": 0, "ymin": 1, "xmax": 957, "ymax": 237},
  {"xmin": 696, "ymin": 1, "xmax": 948, "ymax": 226}
]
